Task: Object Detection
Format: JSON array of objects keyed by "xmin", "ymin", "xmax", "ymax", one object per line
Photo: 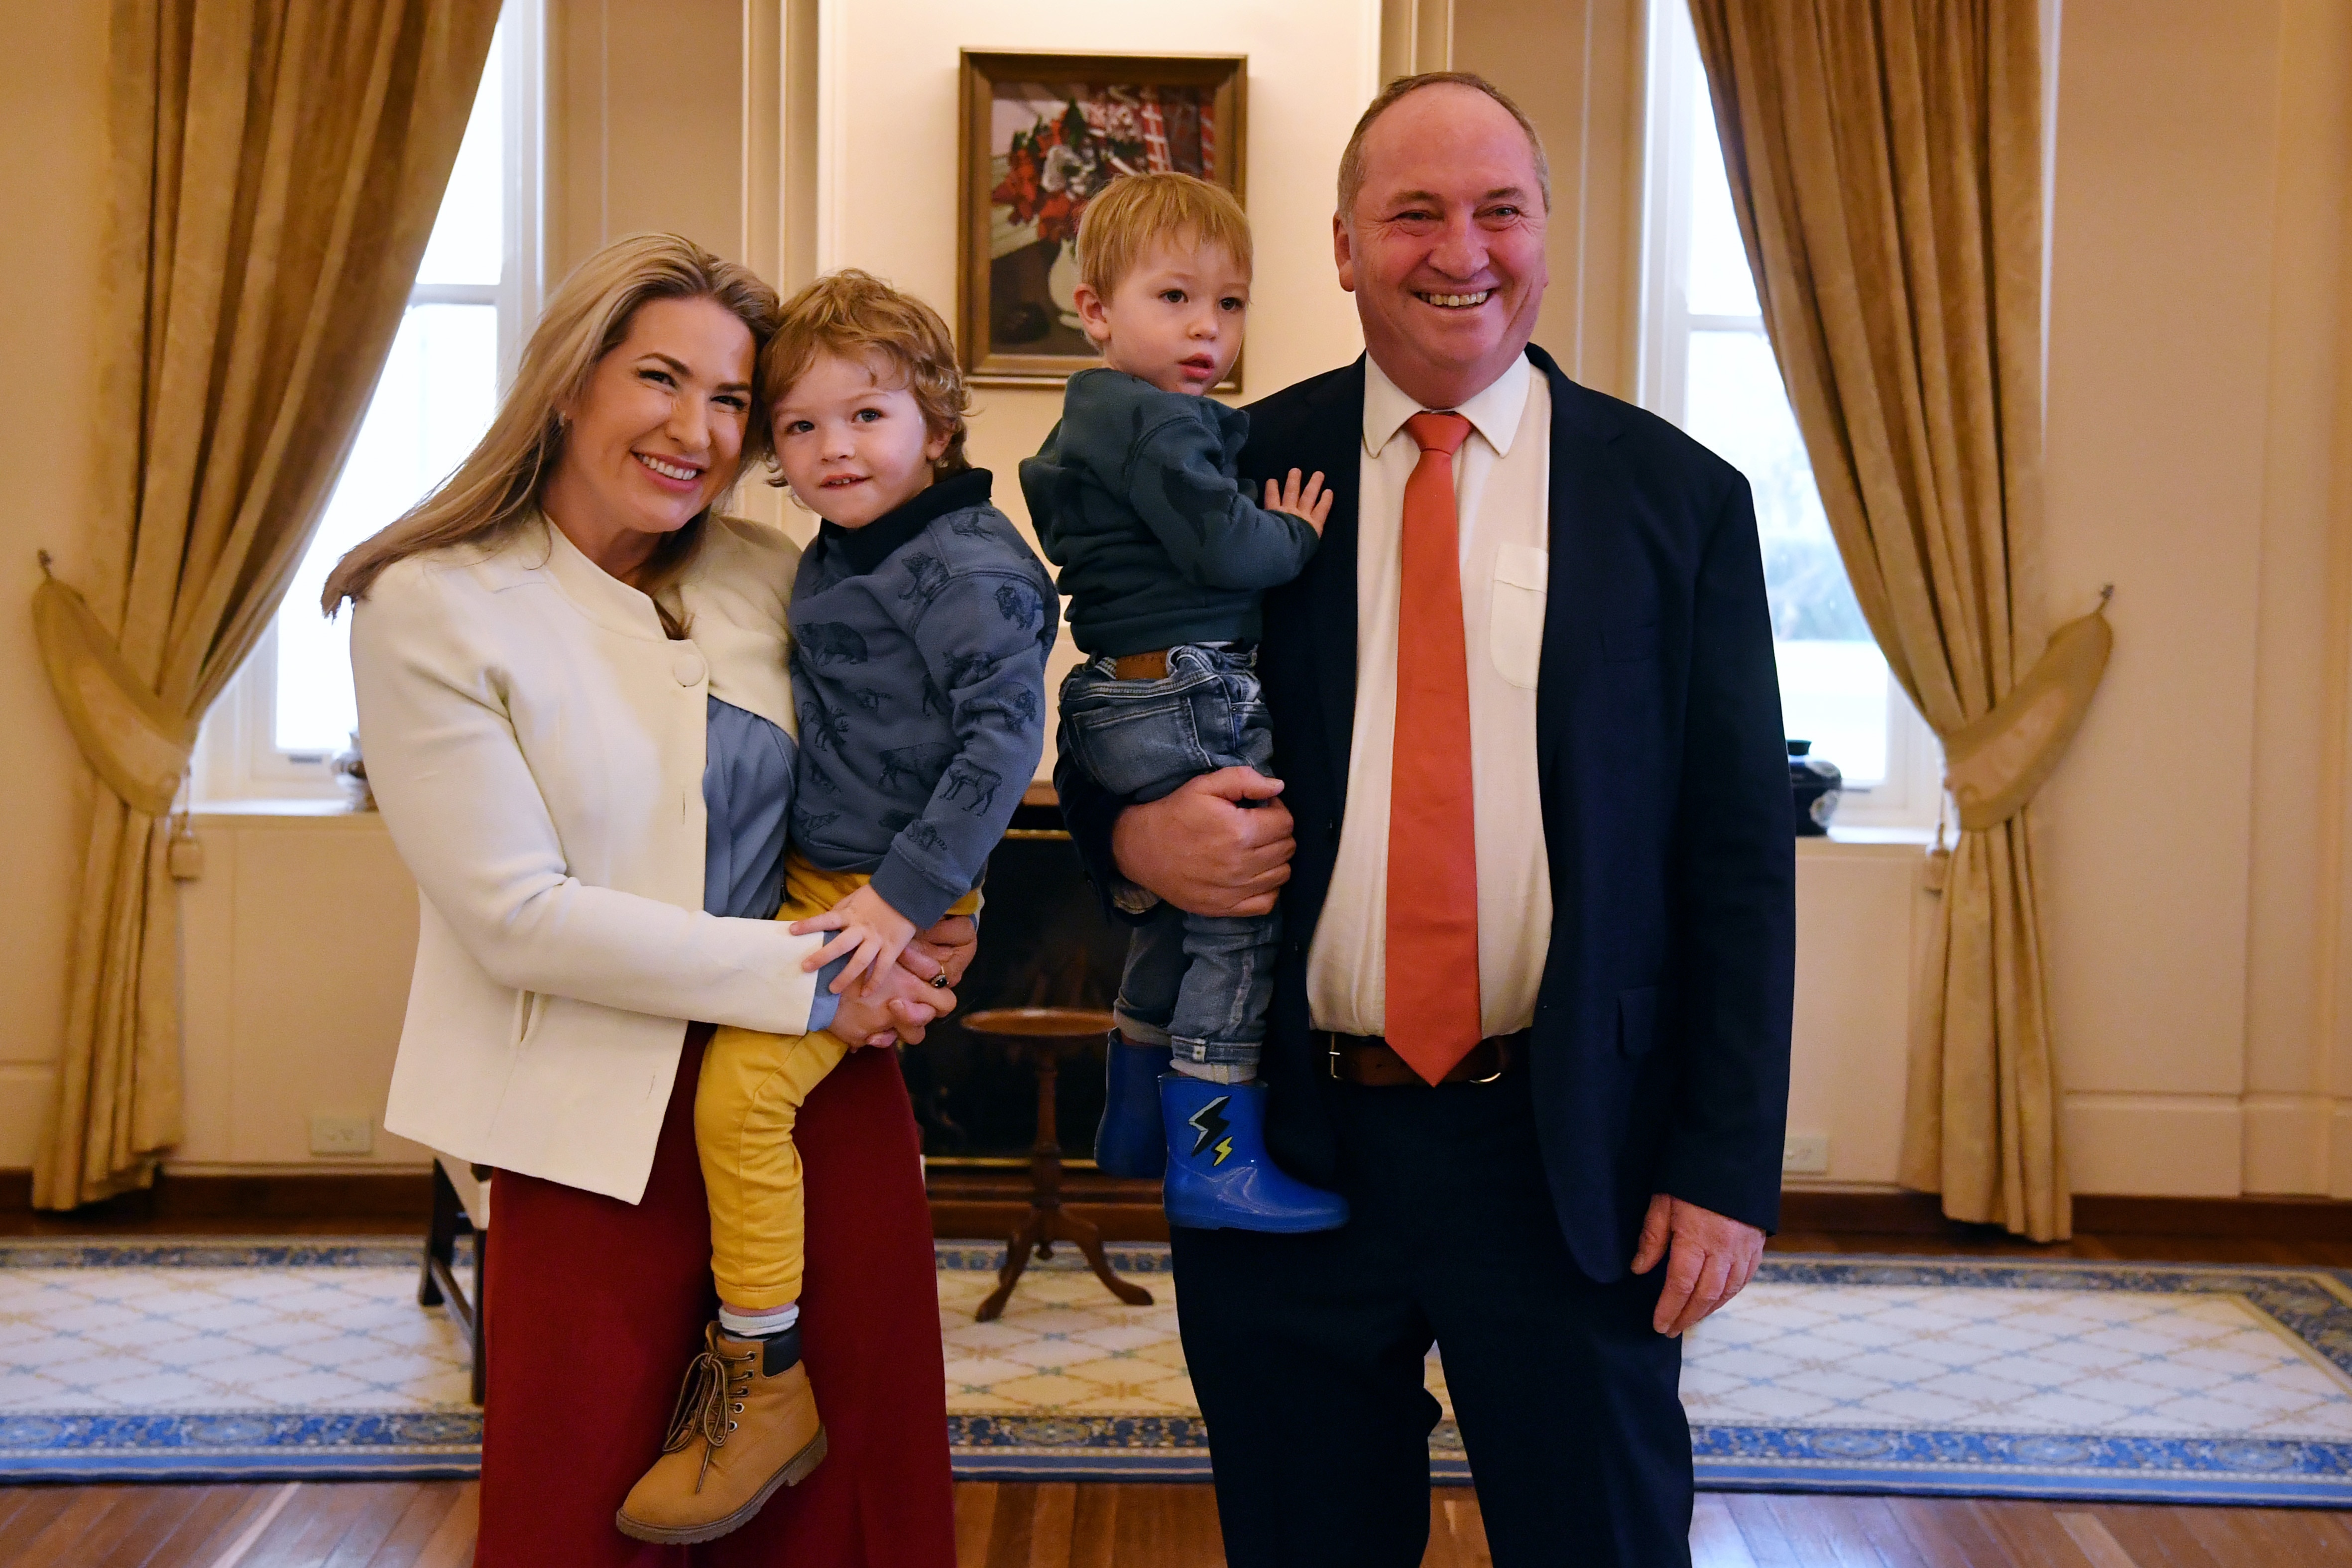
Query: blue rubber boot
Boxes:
[
  {"xmin": 1159, "ymin": 1075, "xmax": 1350, "ymax": 1233},
  {"xmin": 1093, "ymin": 1032, "xmax": 1172, "ymax": 1179}
]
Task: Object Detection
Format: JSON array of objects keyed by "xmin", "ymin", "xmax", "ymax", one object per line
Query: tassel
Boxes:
[{"xmin": 166, "ymin": 814, "xmax": 204, "ymax": 881}]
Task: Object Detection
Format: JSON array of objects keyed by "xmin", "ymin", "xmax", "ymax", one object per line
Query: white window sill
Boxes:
[
  {"xmin": 1800, "ymin": 824, "xmax": 1937, "ymax": 858},
  {"xmin": 190, "ymin": 799, "xmax": 385, "ymax": 828}
]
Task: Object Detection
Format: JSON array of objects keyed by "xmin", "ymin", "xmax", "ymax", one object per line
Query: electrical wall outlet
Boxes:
[
  {"xmin": 1781, "ymin": 1134, "xmax": 1830, "ymax": 1176},
  {"xmin": 309, "ymin": 1114, "xmax": 374, "ymax": 1157}
]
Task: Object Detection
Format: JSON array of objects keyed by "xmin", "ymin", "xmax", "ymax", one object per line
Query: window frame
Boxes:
[
  {"xmin": 1635, "ymin": 0, "xmax": 1945, "ymax": 832},
  {"xmin": 192, "ymin": 0, "xmax": 544, "ymax": 805}
]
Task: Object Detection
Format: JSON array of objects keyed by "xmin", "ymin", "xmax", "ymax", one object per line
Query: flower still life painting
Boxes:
[{"xmin": 958, "ymin": 52, "xmax": 1245, "ymax": 385}]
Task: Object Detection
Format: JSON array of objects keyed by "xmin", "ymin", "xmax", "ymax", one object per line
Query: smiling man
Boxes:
[{"xmin": 1057, "ymin": 74, "xmax": 1796, "ymax": 1566}]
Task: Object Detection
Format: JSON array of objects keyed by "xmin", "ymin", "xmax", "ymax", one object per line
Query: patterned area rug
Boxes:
[
  {"xmin": 0, "ymin": 1240, "xmax": 471, "ymax": 1481},
  {"xmin": 2, "ymin": 1238, "xmax": 2348, "ymax": 1503}
]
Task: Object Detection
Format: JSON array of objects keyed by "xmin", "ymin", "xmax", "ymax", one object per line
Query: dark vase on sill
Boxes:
[{"xmin": 1788, "ymin": 739, "xmax": 1841, "ymax": 837}]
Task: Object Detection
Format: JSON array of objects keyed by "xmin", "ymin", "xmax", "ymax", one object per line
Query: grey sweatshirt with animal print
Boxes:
[{"xmin": 788, "ymin": 468, "xmax": 1058, "ymax": 929}]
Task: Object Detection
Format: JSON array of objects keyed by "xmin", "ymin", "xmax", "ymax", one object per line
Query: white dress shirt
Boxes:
[{"xmin": 1305, "ymin": 353, "xmax": 1554, "ymax": 1039}]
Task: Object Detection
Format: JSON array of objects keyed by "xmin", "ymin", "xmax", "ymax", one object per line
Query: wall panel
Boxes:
[{"xmin": 0, "ymin": 0, "xmax": 111, "ymax": 1167}]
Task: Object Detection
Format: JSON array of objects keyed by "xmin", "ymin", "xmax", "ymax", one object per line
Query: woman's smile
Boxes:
[{"xmin": 632, "ymin": 450, "xmax": 705, "ymax": 489}]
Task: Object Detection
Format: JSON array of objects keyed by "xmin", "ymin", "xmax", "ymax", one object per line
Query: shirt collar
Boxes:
[
  {"xmin": 1361, "ymin": 350, "xmax": 1534, "ymax": 461},
  {"xmin": 820, "ymin": 467, "xmax": 994, "ymax": 576}
]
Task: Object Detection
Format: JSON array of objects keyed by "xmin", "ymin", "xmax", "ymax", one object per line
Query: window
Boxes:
[
  {"xmin": 1638, "ymin": 1, "xmax": 1943, "ymax": 830},
  {"xmin": 194, "ymin": 5, "xmax": 541, "ymax": 802}
]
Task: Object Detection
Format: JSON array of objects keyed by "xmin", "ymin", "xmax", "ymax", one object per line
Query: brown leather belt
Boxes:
[
  {"xmin": 1112, "ymin": 650, "xmax": 1171, "ymax": 680},
  {"xmin": 1321, "ymin": 1030, "xmax": 1526, "ymax": 1086}
]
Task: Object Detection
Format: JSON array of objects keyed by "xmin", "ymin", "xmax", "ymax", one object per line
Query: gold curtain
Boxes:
[
  {"xmin": 1686, "ymin": 0, "xmax": 2102, "ymax": 1240},
  {"xmin": 32, "ymin": 0, "xmax": 500, "ymax": 1208}
]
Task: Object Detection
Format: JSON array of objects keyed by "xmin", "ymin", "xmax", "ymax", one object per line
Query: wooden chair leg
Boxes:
[
  {"xmin": 469, "ymin": 1219, "xmax": 487, "ymax": 1406},
  {"xmin": 976, "ymin": 1210, "xmax": 1050, "ymax": 1323},
  {"xmin": 419, "ymin": 1162, "xmax": 457, "ymax": 1308},
  {"xmin": 1054, "ymin": 1210, "xmax": 1154, "ymax": 1308}
]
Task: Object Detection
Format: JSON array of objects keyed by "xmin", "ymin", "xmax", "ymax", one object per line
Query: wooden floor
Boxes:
[
  {"xmin": 3, "ymin": 1226, "xmax": 2349, "ymax": 1565},
  {"xmin": 6, "ymin": 1479, "xmax": 2352, "ymax": 1567}
]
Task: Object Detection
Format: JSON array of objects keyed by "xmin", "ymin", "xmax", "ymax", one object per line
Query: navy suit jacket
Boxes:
[{"xmin": 1058, "ymin": 344, "xmax": 1796, "ymax": 1282}]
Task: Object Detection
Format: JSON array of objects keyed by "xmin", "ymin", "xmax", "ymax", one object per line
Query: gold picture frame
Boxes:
[{"xmin": 957, "ymin": 51, "xmax": 1247, "ymax": 389}]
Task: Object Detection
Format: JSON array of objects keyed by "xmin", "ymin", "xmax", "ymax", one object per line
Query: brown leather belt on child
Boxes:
[
  {"xmin": 1112, "ymin": 650, "xmax": 1171, "ymax": 680},
  {"xmin": 1318, "ymin": 1029, "xmax": 1527, "ymax": 1086}
]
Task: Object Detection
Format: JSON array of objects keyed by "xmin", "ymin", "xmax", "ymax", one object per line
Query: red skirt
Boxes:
[{"xmin": 475, "ymin": 1025, "xmax": 955, "ymax": 1567}]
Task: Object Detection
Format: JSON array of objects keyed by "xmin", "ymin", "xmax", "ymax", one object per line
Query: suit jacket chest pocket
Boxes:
[{"xmin": 1489, "ymin": 544, "xmax": 1548, "ymax": 690}]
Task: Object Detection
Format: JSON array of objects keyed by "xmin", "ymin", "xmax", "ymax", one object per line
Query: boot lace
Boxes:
[{"xmin": 661, "ymin": 1340, "xmax": 756, "ymax": 1489}]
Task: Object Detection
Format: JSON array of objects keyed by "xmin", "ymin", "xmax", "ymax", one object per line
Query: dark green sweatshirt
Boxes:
[{"xmin": 1018, "ymin": 367, "xmax": 1320, "ymax": 657}]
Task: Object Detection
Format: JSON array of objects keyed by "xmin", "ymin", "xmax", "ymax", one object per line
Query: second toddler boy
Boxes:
[{"xmin": 1021, "ymin": 172, "xmax": 1346, "ymax": 1234}]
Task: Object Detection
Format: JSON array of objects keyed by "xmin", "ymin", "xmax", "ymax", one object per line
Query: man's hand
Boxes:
[
  {"xmin": 1631, "ymin": 1194, "xmax": 1764, "ymax": 1337},
  {"xmin": 898, "ymin": 913, "xmax": 977, "ymax": 990},
  {"xmin": 831, "ymin": 964, "xmax": 955, "ymax": 1049},
  {"xmin": 1111, "ymin": 768, "xmax": 1294, "ymax": 918}
]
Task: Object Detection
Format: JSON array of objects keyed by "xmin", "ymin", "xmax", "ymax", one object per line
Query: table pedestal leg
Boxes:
[
  {"xmin": 973, "ymin": 1041, "xmax": 1157, "ymax": 1320},
  {"xmin": 1053, "ymin": 1207, "xmax": 1154, "ymax": 1308},
  {"xmin": 976, "ymin": 1209, "xmax": 1049, "ymax": 1323}
]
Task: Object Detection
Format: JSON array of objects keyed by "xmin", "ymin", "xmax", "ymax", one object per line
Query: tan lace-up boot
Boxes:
[{"xmin": 615, "ymin": 1322, "xmax": 828, "ymax": 1544}]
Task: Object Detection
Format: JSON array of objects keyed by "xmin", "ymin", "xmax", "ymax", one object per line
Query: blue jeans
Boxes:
[{"xmin": 1059, "ymin": 644, "xmax": 1278, "ymax": 1072}]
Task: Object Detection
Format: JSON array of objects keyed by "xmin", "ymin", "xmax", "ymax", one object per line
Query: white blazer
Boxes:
[{"xmin": 351, "ymin": 515, "xmax": 823, "ymax": 1203}]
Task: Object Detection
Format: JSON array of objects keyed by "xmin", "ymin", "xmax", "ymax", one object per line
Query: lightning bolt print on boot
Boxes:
[{"xmin": 1158, "ymin": 1074, "xmax": 1349, "ymax": 1233}]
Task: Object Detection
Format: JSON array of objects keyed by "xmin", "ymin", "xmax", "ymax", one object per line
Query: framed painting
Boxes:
[{"xmin": 958, "ymin": 51, "xmax": 1247, "ymax": 388}]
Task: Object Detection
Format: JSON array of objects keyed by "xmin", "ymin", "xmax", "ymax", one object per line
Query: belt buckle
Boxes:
[
  {"xmin": 1467, "ymin": 1037, "xmax": 1511, "ymax": 1084},
  {"xmin": 1325, "ymin": 1031, "xmax": 1342, "ymax": 1080}
]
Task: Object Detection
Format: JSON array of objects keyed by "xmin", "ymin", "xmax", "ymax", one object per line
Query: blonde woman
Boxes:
[{"xmin": 329, "ymin": 234, "xmax": 962, "ymax": 1568}]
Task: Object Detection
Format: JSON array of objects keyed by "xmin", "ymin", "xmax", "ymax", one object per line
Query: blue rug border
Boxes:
[
  {"xmin": 0, "ymin": 1239, "xmax": 435, "ymax": 1270},
  {"xmin": 7, "ymin": 1241, "xmax": 2351, "ymax": 1503}
]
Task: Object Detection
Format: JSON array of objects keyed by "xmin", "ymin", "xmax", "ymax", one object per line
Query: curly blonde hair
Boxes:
[{"xmin": 762, "ymin": 269, "xmax": 972, "ymax": 479}]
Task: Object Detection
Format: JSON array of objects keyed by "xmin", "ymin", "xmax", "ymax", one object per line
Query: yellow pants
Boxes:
[{"xmin": 698, "ymin": 850, "xmax": 978, "ymax": 1311}]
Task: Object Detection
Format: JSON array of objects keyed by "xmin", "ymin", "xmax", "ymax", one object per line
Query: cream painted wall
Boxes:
[
  {"xmin": 545, "ymin": 2, "xmax": 751, "ymax": 283},
  {"xmin": 2038, "ymin": 0, "xmax": 2352, "ymax": 1198},
  {"xmin": 176, "ymin": 811, "xmax": 425, "ymax": 1171},
  {"xmin": 1451, "ymin": 0, "xmax": 1646, "ymax": 400},
  {"xmin": 0, "ymin": 4, "xmax": 111, "ymax": 1168},
  {"xmin": 1782, "ymin": 841, "xmax": 1922, "ymax": 1186},
  {"xmin": 2244, "ymin": 0, "xmax": 2352, "ymax": 1198}
]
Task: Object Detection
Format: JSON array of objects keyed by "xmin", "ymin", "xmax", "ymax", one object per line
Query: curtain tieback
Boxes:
[
  {"xmin": 1939, "ymin": 601, "xmax": 2113, "ymax": 832},
  {"xmin": 33, "ymin": 563, "xmax": 196, "ymax": 817}
]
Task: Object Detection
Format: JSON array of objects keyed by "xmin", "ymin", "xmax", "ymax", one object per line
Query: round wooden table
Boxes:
[{"xmin": 960, "ymin": 1007, "xmax": 1155, "ymax": 1322}]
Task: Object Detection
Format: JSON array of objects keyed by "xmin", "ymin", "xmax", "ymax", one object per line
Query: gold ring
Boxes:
[{"xmin": 930, "ymin": 972, "xmax": 950, "ymax": 988}]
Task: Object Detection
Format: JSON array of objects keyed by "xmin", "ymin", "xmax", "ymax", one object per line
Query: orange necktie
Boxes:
[{"xmin": 1385, "ymin": 412, "xmax": 1483, "ymax": 1084}]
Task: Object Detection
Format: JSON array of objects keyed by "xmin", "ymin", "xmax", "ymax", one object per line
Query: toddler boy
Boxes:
[
  {"xmin": 1021, "ymin": 172, "xmax": 1346, "ymax": 1234},
  {"xmin": 621, "ymin": 270, "xmax": 1054, "ymax": 1544}
]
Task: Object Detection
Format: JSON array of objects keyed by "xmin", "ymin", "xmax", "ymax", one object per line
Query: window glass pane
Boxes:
[
  {"xmin": 1683, "ymin": 71, "xmax": 1760, "ymax": 318},
  {"xmin": 414, "ymin": 25, "xmax": 503, "ymax": 286},
  {"xmin": 274, "ymin": 303, "xmax": 499, "ymax": 753},
  {"xmin": 1682, "ymin": 328, "xmax": 1888, "ymax": 783}
]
